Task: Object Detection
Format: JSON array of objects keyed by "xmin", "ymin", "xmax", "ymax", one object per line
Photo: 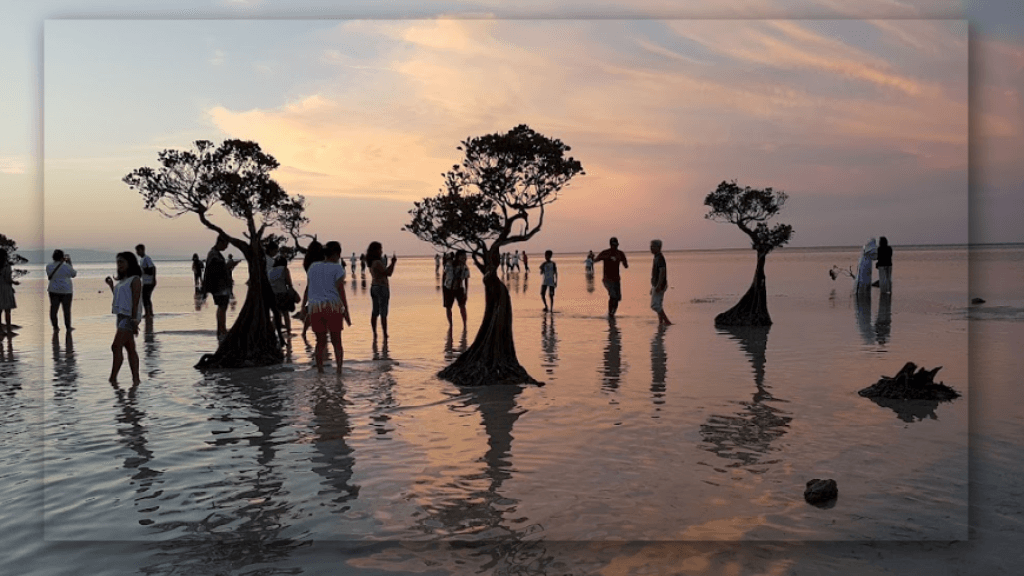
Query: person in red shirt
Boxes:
[{"xmin": 593, "ymin": 237, "xmax": 628, "ymax": 316}]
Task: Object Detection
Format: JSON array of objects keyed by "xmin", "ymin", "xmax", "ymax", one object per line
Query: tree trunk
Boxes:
[
  {"xmin": 715, "ymin": 251, "xmax": 772, "ymax": 326},
  {"xmin": 437, "ymin": 270, "xmax": 541, "ymax": 387},
  {"xmin": 196, "ymin": 244, "xmax": 283, "ymax": 370}
]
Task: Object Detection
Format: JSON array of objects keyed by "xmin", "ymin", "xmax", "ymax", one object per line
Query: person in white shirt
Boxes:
[
  {"xmin": 306, "ymin": 240, "xmax": 351, "ymax": 374},
  {"xmin": 135, "ymin": 244, "xmax": 157, "ymax": 318},
  {"xmin": 45, "ymin": 249, "xmax": 77, "ymax": 332},
  {"xmin": 104, "ymin": 251, "xmax": 143, "ymax": 386}
]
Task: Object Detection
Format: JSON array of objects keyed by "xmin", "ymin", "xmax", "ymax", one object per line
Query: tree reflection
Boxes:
[
  {"xmin": 540, "ymin": 314, "xmax": 558, "ymax": 375},
  {"xmin": 700, "ymin": 326, "xmax": 791, "ymax": 467},
  {"xmin": 868, "ymin": 396, "xmax": 941, "ymax": 423},
  {"xmin": 413, "ymin": 383, "xmax": 550, "ymax": 573},
  {"xmin": 600, "ymin": 316, "xmax": 624, "ymax": 393}
]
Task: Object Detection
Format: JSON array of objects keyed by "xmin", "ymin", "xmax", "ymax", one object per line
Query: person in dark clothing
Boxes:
[{"xmin": 876, "ymin": 236, "xmax": 893, "ymax": 294}]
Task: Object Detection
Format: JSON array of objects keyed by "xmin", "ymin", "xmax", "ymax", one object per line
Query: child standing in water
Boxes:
[
  {"xmin": 105, "ymin": 252, "xmax": 143, "ymax": 386},
  {"xmin": 540, "ymin": 250, "xmax": 558, "ymax": 312}
]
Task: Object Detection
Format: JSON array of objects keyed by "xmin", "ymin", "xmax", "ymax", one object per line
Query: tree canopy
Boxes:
[
  {"xmin": 405, "ymin": 124, "xmax": 584, "ymax": 271},
  {"xmin": 704, "ymin": 180, "xmax": 793, "ymax": 255},
  {"xmin": 123, "ymin": 139, "xmax": 308, "ymax": 256},
  {"xmin": 0, "ymin": 234, "xmax": 29, "ymax": 279}
]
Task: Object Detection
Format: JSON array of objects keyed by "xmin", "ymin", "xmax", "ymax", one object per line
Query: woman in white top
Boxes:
[
  {"xmin": 305, "ymin": 241, "xmax": 351, "ymax": 374},
  {"xmin": 104, "ymin": 251, "xmax": 143, "ymax": 386},
  {"xmin": 46, "ymin": 249, "xmax": 77, "ymax": 331}
]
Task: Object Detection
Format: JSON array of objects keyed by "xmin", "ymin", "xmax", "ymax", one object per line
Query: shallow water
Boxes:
[{"xmin": 2, "ymin": 245, "xmax": 1021, "ymax": 574}]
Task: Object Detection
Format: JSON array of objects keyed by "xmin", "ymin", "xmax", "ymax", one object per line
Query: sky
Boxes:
[{"xmin": 2, "ymin": 1, "xmax": 1021, "ymax": 259}]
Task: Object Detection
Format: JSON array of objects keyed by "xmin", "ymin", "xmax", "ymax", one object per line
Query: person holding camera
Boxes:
[{"xmin": 46, "ymin": 249, "xmax": 77, "ymax": 332}]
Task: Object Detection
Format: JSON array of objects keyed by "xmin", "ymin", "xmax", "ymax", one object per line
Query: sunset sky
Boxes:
[{"xmin": 3, "ymin": 2, "xmax": 1021, "ymax": 258}]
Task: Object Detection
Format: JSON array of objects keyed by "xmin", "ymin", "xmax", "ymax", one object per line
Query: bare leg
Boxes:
[
  {"xmin": 314, "ymin": 331, "xmax": 326, "ymax": 373},
  {"xmin": 371, "ymin": 313, "xmax": 378, "ymax": 339},
  {"xmin": 446, "ymin": 307, "xmax": 453, "ymax": 328},
  {"xmin": 331, "ymin": 330, "xmax": 343, "ymax": 374},
  {"xmin": 216, "ymin": 304, "xmax": 227, "ymax": 339},
  {"xmin": 125, "ymin": 336, "xmax": 141, "ymax": 384},
  {"xmin": 459, "ymin": 304, "xmax": 467, "ymax": 328},
  {"xmin": 381, "ymin": 315, "xmax": 388, "ymax": 340},
  {"xmin": 110, "ymin": 331, "xmax": 127, "ymax": 383}
]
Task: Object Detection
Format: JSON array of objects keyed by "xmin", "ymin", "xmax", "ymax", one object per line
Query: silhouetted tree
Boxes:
[
  {"xmin": 0, "ymin": 234, "xmax": 29, "ymax": 279},
  {"xmin": 704, "ymin": 180, "xmax": 793, "ymax": 326},
  {"xmin": 123, "ymin": 139, "xmax": 308, "ymax": 368},
  {"xmin": 405, "ymin": 125, "xmax": 584, "ymax": 386}
]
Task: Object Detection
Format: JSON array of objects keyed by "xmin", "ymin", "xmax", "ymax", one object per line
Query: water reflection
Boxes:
[
  {"xmin": 875, "ymin": 291, "xmax": 892, "ymax": 345},
  {"xmin": 855, "ymin": 291, "xmax": 874, "ymax": 345},
  {"xmin": 0, "ymin": 335, "xmax": 21, "ymax": 396},
  {"xmin": 112, "ymin": 386, "xmax": 164, "ymax": 525},
  {"xmin": 51, "ymin": 331, "xmax": 79, "ymax": 386},
  {"xmin": 540, "ymin": 314, "xmax": 558, "ymax": 375},
  {"xmin": 143, "ymin": 317, "xmax": 161, "ymax": 378},
  {"xmin": 585, "ymin": 272, "xmax": 595, "ymax": 293},
  {"xmin": 700, "ymin": 326, "xmax": 791, "ymax": 467},
  {"xmin": 651, "ymin": 324, "xmax": 667, "ymax": 412},
  {"xmin": 310, "ymin": 380, "xmax": 360, "ymax": 507},
  {"xmin": 414, "ymin": 384, "xmax": 548, "ymax": 572},
  {"xmin": 868, "ymin": 396, "xmax": 941, "ymax": 423},
  {"xmin": 600, "ymin": 316, "xmax": 624, "ymax": 392},
  {"xmin": 445, "ymin": 326, "xmax": 468, "ymax": 363}
]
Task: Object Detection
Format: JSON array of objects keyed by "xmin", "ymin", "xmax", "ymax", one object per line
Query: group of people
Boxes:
[
  {"xmin": 855, "ymin": 236, "xmax": 894, "ymax": 294},
  {"xmin": 587, "ymin": 237, "xmax": 672, "ymax": 326}
]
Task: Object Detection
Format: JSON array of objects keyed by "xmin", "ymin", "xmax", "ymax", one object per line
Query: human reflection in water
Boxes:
[
  {"xmin": 0, "ymin": 335, "xmax": 21, "ymax": 396},
  {"xmin": 143, "ymin": 315, "xmax": 160, "ymax": 372},
  {"xmin": 585, "ymin": 272, "xmax": 595, "ymax": 294},
  {"xmin": 414, "ymin": 384, "xmax": 549, "ymax": 571},
  {"xmin": 875, "ymin": 291, "xmax": 892, "ymax": 345},
  {"xmin": 650, "ymin": 324, "xmax": 667, "ymax": 413},
  {"xmin": 51, "ymin": 330, "xmax": 79, "ymax": 387},
  {"xmin": 444, "ymin": 326, "xmax": 469, "ymax": 363},
  {"xmin": 112, "ymin": 386, "xmax": 163, "ymax": 525},
  {"xmin": 855, "ymin": 290, "xmax": 874, "ymax": 345},
  {"xmin": 310, "ymin": 379, "xmax": 360, "ymax": 508},
  {"xmin": 372, "ymin": 336, "xmax": 391, "ymax": 361},
  {"xmin": 540, "ymin": 314, "xmax": 559, "ymax": 375},
  {"xmin": 700, "ymin": 326, "xmax": 791, "ymax": 468},
  {"xmin": 193, "ymin": 292, "xmax": 205, "ymax": 312},
  {"xmin": 600, "ymin": 316, "xmax": 624, "ymax": 392}
]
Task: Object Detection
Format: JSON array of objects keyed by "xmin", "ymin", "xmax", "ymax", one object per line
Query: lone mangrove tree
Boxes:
[
  {"xmin": 123, "ymin": 139, "xmax": 308, "ymax": 369},
  {"xmin": 704, "ymin": 180, "xmax": 793, "ymax": 326},
  {"xmin": 405, "ymin": 124, "xmax": 584, "ymax": 386}
]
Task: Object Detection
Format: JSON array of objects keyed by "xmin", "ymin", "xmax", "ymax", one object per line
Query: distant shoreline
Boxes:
[{"xmin": 12, "ymin": 243, "xmax": 1020, "ymax": 264}]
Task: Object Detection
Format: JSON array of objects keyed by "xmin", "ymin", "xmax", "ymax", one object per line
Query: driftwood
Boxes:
[{"xmin": 858, "ymin": 362, "xmax": 960, "ymax": 401}]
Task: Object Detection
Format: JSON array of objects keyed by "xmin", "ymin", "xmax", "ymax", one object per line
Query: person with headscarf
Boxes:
[{"xmin": 856, "ymin": 238, "xmax": 878, "ymax": 294}]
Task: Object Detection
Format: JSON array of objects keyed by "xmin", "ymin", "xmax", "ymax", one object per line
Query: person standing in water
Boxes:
[
  {"xmin": 594, "ymin": 237, "xmax": 629, "ymax": 316},
  {"xmin": 366, "ymin": 241, "xmax": 397, "ymax": 340},
  {"xmin": 306, "ymin": 240, "xmax": 351, "ymax": 374},
  {"xmin": 135, "ymin": 244, "xmax": 157, "ymax": 318},
  {"xmin": 876, "ymin": 236, "xmax": 893, "ymax": 294},
  {"xmin": 443, "ymin": 250, "xmax": 470, "ymax": 329},
  {"xmin": 0, "ymin": 250, "xmax": 19, "ymax": 336},
  {"xmin": 46, "ymin": 249, "xmax": 77, "ymax": 332},
  {"xmin": 105, "ymin": 252, "xmax": 143, "ymax": 386},
  {"xmin": 539, "ymin": 250, "xmax": 558, "ymax": 312},
  {"xmin": 649, "ymin": 239, "xmax": 672, "ymax": 326}
]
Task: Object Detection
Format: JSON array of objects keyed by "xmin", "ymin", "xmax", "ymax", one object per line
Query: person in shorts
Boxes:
[
  {"xmin": 105, "ymin": 252, "xmax": 143, "ymax": 386},
  {"xmin": 593, "ymin": 237, "xmax": 629, "ymax": 316},
  {"xmin": 135, "ymin": 243, "xmax": 157, "ymax": 318},
  {"xmin": 203, "ymin": 235, "xmax": 235, "ymax": 341},
  {"xmin": 443, "ymin": 250, "xmax": 470, "ymax": 329},
  {"xmin": 649, "ymin": 239, "xmax": 672, "ymax": 326},
  {"xmin": 539, "ymin": 250, "xmax": 558, "ymax": 312},
  {"xmin": 306, "ymin": 240, "xmax": 351, "ymax": 373}
]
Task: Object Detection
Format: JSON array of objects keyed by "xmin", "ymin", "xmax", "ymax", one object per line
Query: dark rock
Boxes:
[
  {"xmin": 871, "ymin": 280, "xmax": 880, "ymax": 287},
  {"xmin": 971, "ymin": 297, "xmax": 985, "ymax": 304},
  {"xmin": 804, "ymin": 478, "xmax": 838, "ymax": 505},
  {"xmin": 858, "ymin": 362, "xmax": 960, "ymax": 401}
]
